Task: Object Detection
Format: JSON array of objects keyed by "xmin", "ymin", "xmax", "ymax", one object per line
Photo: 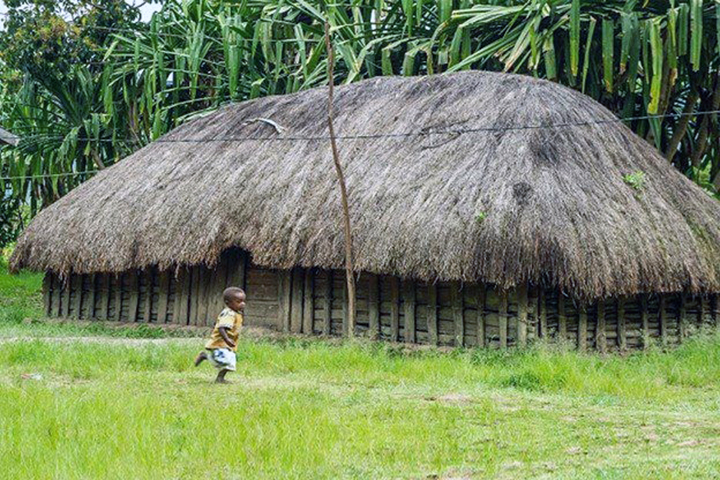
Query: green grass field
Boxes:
[{"xmin": 1, "ymin": 262, "xmax": 719, "ymax": 479}]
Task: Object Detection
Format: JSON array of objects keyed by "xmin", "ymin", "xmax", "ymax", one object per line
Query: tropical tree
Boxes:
[
  {"xmin": 4, "ymin": 0, "xmax": 720, "ymax": 215},
  {"xmin": 0, "ymin": 0, "xmax": 146, "ymax": 215},
  {"xmin": 105, "ymin": 0, "xmax": 720, "ymax": 189}
]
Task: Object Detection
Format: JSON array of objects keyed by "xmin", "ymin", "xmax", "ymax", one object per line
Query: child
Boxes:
[{"xmin": 194, "ymin": 287, "xmax": 246, "ymax": 383}]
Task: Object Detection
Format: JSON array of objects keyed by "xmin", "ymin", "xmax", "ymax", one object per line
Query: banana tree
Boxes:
[{"xmin": 0, "ymin": 66, "xmax": 130, "ymax": 214}]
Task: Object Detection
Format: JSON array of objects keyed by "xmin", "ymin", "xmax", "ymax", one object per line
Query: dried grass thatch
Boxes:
[{"xmin": 11, "ymin": 71, "xmax": 720, "ymax": 299}]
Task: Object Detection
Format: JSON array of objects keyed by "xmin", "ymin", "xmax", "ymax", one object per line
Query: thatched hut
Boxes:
[{"xmin": 11, "ymin": 71, "xmax": 720, "ymax": 350}]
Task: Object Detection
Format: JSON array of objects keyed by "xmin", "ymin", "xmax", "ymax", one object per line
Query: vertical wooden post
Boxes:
[
  {"xmin": 596, "ymin": 299, "xmax": 607, "ymax": 353},
  {"xmin": 558, "ymin": 294, "xmax": 567, "ymax": 341},
  {"xmin": 324, "ymin": 22, "xmax": 356, "ymax": 339},
  {"xmin": 303, "ymin": 269, "xmax": 314, "ymax": 334},
  {"xmin": 43, "ymin": 273, "xmax": 51, "ymax": 317},
  {"xmin": 97, "ymin": 274, "xmax": 109, "ymax": 320},
  {"xmin": 517, "ymin": 284, "xmax": 528, "ymax": 348},
  {"xmin": 189, "ymin": 267, "xmax": 200, "ymax": 325},
  {"xmin": 498, "ymin": 289, "xmax": 508, "ymax": 348},
  {"xmin": 390, "ymin": 277, "xmax": 400, "ymax": 342},
  {"xmin": 203, "ymin": 266, "xmax": 214, "ymax": 325},
  {"xmin": 157, "ymin": 271, "xmax": 170, "ymax": 323},
  {"xmin": 713, "ymin": 294, "xmax": 720, "ymax": 333},
  {"xmin": 46, "ymin": 273, "xmax": 55, "ymax": 317},
  {"xmin": 476, "ymin": 284, "xmax": 486, "ymax": 348},
  {"xmin": 177, "ymin": 268, "xmax": 191, "ymax": 325},
  {"xmin": 61, "ymin": 275, "xmax": 71, "ymax": 318},
  {"xmin": 211, "ymin": 255, "xmax": 230, "ymax": 317},
  {"xmin": 538, "ymin": 290, "xmax": 547, "ymax": 338},
  {"xmin": 114, "ymin": 274, "xmax": 123, "ymax": 321},
  {"xmin": 427, "ymin": 283, "xmax": 438, "ymax": 346},
  {"xmin": 127, "ymin": 270, "xmax": 140, "ymax": 322},
  {"xmin": 679, "ymin": 293, "xmax": 687, "ymax": 342},
  {"xmin": 640, "ymin": 294, "xmax": 649, "ymax": 349},
  {"xmin": 403, "ymin": 280, "xmax": 416, "ymax": 343},
  {"xmin": 368, "ymin": 274, "xmax": 380, "ymax": 339},
  {"xmin": 322, "ymin": 271, "xmax": 332, "ymax": 336},
  {"xmin": 617, "ymin": 297, "xmax": 627, "ymax": 351},
  {"xmin": 342, "ymin": 274, "xmax": 349, "ymax": 337},
  {"xmin": 87, "ymin": 273, "xmax": 98, "ymax": 320},
  {"xmin": 228, "ymin": 250, "xmax": 247, "ymax": 290},
  {"xmin": 290, "ymin": 268, "xmax": 305, "ymax": 334},
  {"xmin": 578, "ymin": 304, "xmax": 588, "ymax": 351},
  {"xmin": 52, "ymin": 274, "xmax": 62, "ymax": 317},
  {"xmin": 450, "ymin": 282, "xmax": 464, "ymax": 347},
  {"xmin": 700, "ymin": 295, "xmax": 709, "ymax": 328},
  {"xmin": 197, "ymin": 267, "xmax": 211, "ymax": 326},
  {"xmin": 278, "ymin": 270, "xmax": 292, "ymax": 333},
  {"xmin": 659, "ymin": 295, "xmax": 668, "ymax": 345},
  {"xmin": 143, "ymin": 269, "xmax": 153, "ymax": 322},
  {"xmin": 73, "ymin": 274, "xmax": 83, "ymax": 319}
]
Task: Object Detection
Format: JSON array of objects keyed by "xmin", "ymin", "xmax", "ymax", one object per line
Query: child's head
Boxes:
[{"xmin": 223, "ymin": 287, "xmax": 246, "ymax": 312}]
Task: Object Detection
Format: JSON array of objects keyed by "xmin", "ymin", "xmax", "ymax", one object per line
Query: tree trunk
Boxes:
[
  {"xmin": 691, "ymin": 74, "xmax": 720, "ymax": 169},
  {"xmin": 665, "ymin": 89, "xmax": 699, "ymax": 163},
  {"xmin": 324, "ymin": 21, "xmax": 356, "ymax": 338}
]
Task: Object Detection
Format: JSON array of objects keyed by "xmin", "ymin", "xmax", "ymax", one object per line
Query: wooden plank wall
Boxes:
[
  {"xmin": 44, "ymin": 248, "xmax": 254, "ymax": 327},
  {"xmin": 42, "ymin": 253, "xmax": 720, "ymax": 350}
]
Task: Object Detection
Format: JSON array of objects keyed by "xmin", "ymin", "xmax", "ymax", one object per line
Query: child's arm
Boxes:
[{"xmin": 218, "ymin": 327, "xmax": 236, "ymax": 349}]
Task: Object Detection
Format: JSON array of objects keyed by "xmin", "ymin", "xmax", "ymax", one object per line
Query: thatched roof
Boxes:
[{"xmin": 11, "ymin": 71, "xmax": 720, "ymax": 299}]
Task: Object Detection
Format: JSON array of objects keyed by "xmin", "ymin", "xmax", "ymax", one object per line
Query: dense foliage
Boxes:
[{"xmin": 1, "ymin": 0, "xmax": 720, "ymax": 218}]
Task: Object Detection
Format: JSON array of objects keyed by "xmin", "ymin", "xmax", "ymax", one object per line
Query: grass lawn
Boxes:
[{"xmin": 1, "ymin": 262, "xmax": 719, "ymax": 479}]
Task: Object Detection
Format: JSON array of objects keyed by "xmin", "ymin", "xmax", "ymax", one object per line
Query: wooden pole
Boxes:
[
  {"xmin": 428, "ymin": 283, "xmax": 438, "ymax": 346},
  {"xmin": 617, "ymin": 297, "xmax": 627, "ymax": 351},
  {"xmin": 42, "ymin": 273, "xmax": 51, "ymax": 317},
  {"xmin": 640, "ymin": 294, "xmax": 649, "ymax": 349},
  {"xmin": 73, "ymin": 274, "xmax": 83, "ymax": 319},
  {"xmin": 368, "ymin": 274, "xmax": 380, "ymax": 339},
  {"xmin": 390, "ymin": 277, "xmax": 399, "ymax": 341},
  {"xmin": 278, "ymin": 270, "xmax": 292, "ymax": 333},
  {"xmin": 157, "ymin": 271, "xmax": 170, "ymax": 323},
  {"xmin": 52, "ymin": 274, "xmax": 62, "ymax": 317},
  {"xmin": 62, "ymin": 275, "xmax": 71, "ymax": 318},
  {"xmin": 324, "ymin": 21, "xmax": 356, "ymax": 339},
  {"xmin": 679, "ymin": 293, "xmax": 687, "ymax": 342},
  {"xmin": 322, "ymin": 271, "xmax": 332, "ymax": 336},
  {"xmin": 143, "ymin": 269, "xmax": 153, "ymax": 322},
  {"xmin": 303, "ymin": 269, "xmax": 315, "ymax": 334},
  {"xmin": 517, "ymin": 284, "xmax": 528, "ymax": 348},
  {"xmin": 98, "ymin": 274, "xmax": 110, "ymax": 321},
  {"xmin": 558, "ymin": 294, "xmax": 567, "ymax": 342},
  {"xmin": 499, "ymin": 289, "xmax": 508, "ymax": 349},
  {"xmin": 596, "ymin": 299, "xmax": 607, "ymax": 353},
  {"xmin": 578, "ymin": 304, "xmax": 588, "ymax": 352},
  {"xmin": 403, "ymin": 280, "xmax": 416, "ymax": 343},
  {"xmin": 114, "ymin": 274, "xmax": 123, "ymax": 321},
  {"xmin": 659, "ymin": 295, "xmax": 668, "ymax": 346},
  {"xmin": 451, "ymin": 282, "xmax": 463, "ymax": 347},
  {"xmin": 477, "ymin": 284, "xmax": 486, "ymax": 348},
  {"xmin": 290, "ymin": 269, "xmax": 304, "ymax": 334}
]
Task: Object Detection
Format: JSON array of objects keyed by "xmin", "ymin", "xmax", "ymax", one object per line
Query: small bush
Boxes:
[{"xmin": 623, "ymin": 171, "xmax": 646, "ymax": 191}]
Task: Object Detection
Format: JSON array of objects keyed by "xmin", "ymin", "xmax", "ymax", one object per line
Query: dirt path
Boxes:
[{"xmin": 0, "ymin": 335, "xmax": 202, "ymax": 345}]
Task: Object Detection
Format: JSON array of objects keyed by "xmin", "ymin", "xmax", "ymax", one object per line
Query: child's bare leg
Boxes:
[
  {"xmin": 215, "ymin": 369, "xmax": 230, "ymax": 384},
  {"xmin": 194, "ymin": 351, "xmax": 208, "ymax": 366}
]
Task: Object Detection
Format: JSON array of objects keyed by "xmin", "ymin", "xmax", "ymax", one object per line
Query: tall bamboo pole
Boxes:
[{"xmin": 324, "ymin": 20, "xmax": 356, "ymax": 337}]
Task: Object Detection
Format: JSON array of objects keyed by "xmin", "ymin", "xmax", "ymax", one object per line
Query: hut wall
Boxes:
[{"xmin": 42, "ymin": 249, "xmax": 719, "ymax": 350}]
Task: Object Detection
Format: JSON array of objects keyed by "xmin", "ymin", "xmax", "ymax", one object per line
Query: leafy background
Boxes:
[{"xmin": 1, "ymin": 0, "xmax": 720, "ymax": 241}]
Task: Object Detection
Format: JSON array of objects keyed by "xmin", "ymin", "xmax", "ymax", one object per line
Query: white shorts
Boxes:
[{"xmin": 207, "ymin": 348, "xmax": 237, "ymax": 371}]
